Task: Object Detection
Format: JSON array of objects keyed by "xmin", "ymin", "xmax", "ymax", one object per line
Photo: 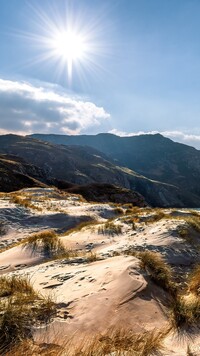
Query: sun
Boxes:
[
  {"xmin": 53, "ymin": 31, "xmax": 86, "ymax": 61},
  {"xmin": 51, "ymin": 30, "xmax": 88, "ymax": 76},
  {"xmin": 18, "ymin": 4, "xmax": 109, "ymax": 84}
]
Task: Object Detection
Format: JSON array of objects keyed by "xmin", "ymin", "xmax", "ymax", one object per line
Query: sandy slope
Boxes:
[{"xmin": 0, "ymin": 188, "xmax": 200, "ymax": 355}]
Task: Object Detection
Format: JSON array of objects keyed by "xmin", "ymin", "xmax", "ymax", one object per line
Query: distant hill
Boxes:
[
  {"xmin": 30, "ymin": 133, "xmax": 200, "ymax": 206},
  {"xmin": 0, "ymin": 153, "xmax": 47, "ymax": 192},
  {"xmin": 0, "ymin": 134, "xmax": 194, "ymax": 207},
  {"xmin": 54, "ymin": 182, "xmax": 146, "ymax": 206}
]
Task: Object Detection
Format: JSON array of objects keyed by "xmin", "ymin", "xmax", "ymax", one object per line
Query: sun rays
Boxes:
[{"xmin": 13, "ymin": 3, "xmax": 110, "ymax": 84}]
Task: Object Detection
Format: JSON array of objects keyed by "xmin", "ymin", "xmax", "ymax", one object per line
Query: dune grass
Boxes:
[
  {"xmin": 145, "ymin": 211, "xmax": 166, "ymax": 224},
  {"xmin": 24, "ymin": 230, "xmax": 66, "ymax": 258},
  {"xmin": 139, "ymin": 252, "xmax": 200, "ymax": 330},
  {"xmin": 86, "ymin": 251, "xmax": 99, "ymax": 263},
  {"xmin": 176, "ymin": 215, "xmax": 200, "ymax": 244},
  {"xmin": 0, "ymin": 220, "xmax": 6, "ymax": 236},
  {"xmin": 170, "ymin": 263, "xmax": 200, "ymax": 330},
  {"xmin": 0, "ymin": 275, "xmax": 35, "ymax": 298},
  {"xmin": 98, "ymin": 222, "xmax": 122, "ymax": 236},
  {"xmin": 5, "ymin": 327, "xmax": 168, "ymax": 356},
  {"xmin": 186, "ymin": 216, "xmax": 200, "ymax": 233},
  {"xmin": 171, "ymin": 294, "xmax": 200, "ymax": 329},
  {"xmin": 11, "ymin": 195, "xmax": 42, "ymax": 211},
  {"xmin": 75, "ymin": 328, "xmax": 167, "ymax": 356},
  {"xmin": 64, "ymin": 219, "xmax": 98, "ymax": 236},
  {"xmin": 0, "ymin": 297, "xmax": 32, "ymax": 349},
  {"xmin": 139, "ymin": 251, "xmax": 175, "ymax": 294},
  {"xmin": 188, "ymin": 265, "xmax": 200, "ymax": 295},
  {"xmin": 0, "ymin": 275, "xmax": 56, "ymax": 352},
  {"xmin": 177, "ymin": 225, "xmax": 190, "ymax": 239},
  {"xmin": 113, "ymin": 206, "xmax": 124, "ymax": 215},
  {"xmin": 187, "ymin": 345, "xmax": 197, "ymax": 355}
]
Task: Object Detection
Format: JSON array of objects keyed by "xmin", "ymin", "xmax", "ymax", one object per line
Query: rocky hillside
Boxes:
[
  {"xmin": 59, "ymin": 182, "xmax": 146, "ymax": 206},
  {"xmin": 30, "ymin": 133, "xmax": 200, "ymax": 206},
  {"xmin": 0, "ymin": 134, "xmax": 198, "ymax": 207},
  {"xmin": 0, "ymin": 154, "xmax": 47, "ymax": 192}
]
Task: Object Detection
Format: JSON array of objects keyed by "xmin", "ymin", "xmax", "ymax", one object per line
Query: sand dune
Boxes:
[{"xmin": 0, "ymin": 188, "xmax": 200, "ymax": 355}]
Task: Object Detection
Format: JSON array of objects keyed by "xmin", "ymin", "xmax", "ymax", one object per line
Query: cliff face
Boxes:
[{"xmin": 0, "ymin": 134, "xmax": 198, "ymax": 207}]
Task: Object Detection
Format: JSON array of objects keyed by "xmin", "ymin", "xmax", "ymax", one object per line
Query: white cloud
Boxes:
[
  {"xmin": 0, "ymin": 79, "xmax": 110, "ymax": 135},
  {"xmin": 109, "ymin": 129, "xmax": 200, "ymax": 149}
]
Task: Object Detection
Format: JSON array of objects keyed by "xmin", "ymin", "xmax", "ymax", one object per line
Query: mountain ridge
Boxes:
[
  {"xmin": 0, "ymin": 134, "xmax": 195, "ymax": 207},
  {"xmin": 29, "ymin": 132, "xmax": 200, "ymax": 205}
]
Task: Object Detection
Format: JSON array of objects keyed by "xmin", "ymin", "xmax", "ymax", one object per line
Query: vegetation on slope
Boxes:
[
  {"xmin": 0, "ymin": 275, "xmax": 56, "ymax": 352},
  {"xmin": 23, "ymin": 230, "xmax": 66, "ymax": 258}
]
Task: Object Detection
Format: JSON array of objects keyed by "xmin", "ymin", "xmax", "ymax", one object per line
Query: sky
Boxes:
[{"xmin": 0, "ymin": 0, "xmax": 200, "ymax": 149}]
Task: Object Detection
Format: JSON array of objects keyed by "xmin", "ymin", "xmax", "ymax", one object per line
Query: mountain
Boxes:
[
  {"xmin": 0, "ymin": 134, "xmax": 192, "ymax": 207},
  {"xmin": 0, "ymin": 153, "xmax": 48, "ymax": 192},
  {"xmin": 30, "ymin": 133, "xmax": 200, "ymax": 206},
  {"xmin": 53, "ymin": 182, "xmax": 146, "ymax": 206}
]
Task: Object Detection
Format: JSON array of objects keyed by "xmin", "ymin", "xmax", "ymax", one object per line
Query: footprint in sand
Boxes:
[
  {"xmin": 43, "ymin": 283, "xmax": 63, "ymax": 289},
  {"xmin": 0, "ymin": 265, "xmax": 10, "ymax": 270},
  {"xmin": 57, "ymin": 310, "xmax": 73, "ymax": 320},
  {"xmin": 39, "ymin": 282, "xmax": 48, "ymax": 286},
  {"xmin": 14, "ymin": 264, "xmax": 27, "ymax": 270},
  {"xmin": 88, "ymin": 278, "xmax": 96, "ymax": 283}
]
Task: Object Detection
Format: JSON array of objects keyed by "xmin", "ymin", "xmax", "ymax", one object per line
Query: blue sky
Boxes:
[{"xmin": 0, "ymin": 0, "xmax": 200, "ymax": 148}]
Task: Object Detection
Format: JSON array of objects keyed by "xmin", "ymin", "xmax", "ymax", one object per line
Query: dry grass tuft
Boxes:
[
  {"xmin": 67, "ymin": 327, "xmax": 168, "ymax": 356},
  {"xmin": 98, "ymin": 222, "xmax": 122, "ymax": 236},
  {"xmin": 177, "ymin": 225, "xmax": 190, "ymax": 239},
  {"xmin": 188, "ymin": 265, "xmax": 200, "ymax": 296},
  {"xmin": 0, "ymin": 275, "xmax": 56, "ymax": 352},
  {"xmin": 0, "ymin": 275, "xmax": 35, "ymax": 298},
  {"xmin": 145, "ymin": 211, "xmax": 166, "ymax": 224},
  {"xmin": 177, "ymin": 215, "xmax": 200, "ymax": 243},
  {"xmin": 113, "ymin": 207, "xmax": 124, "ymax": 215},
  {"xmin": 171, "ymin": 294, "xmax": 200, "ymax": 329},
  {"xmin": 24, "ymin": 230, "xmax": 66, "ymax": 258},
  {"xmin": 0, "ymin": 298, "xmax": 32, "ymax": 350},
  {"xmin": 169, "ymin": 263, "xmax": 200, "ymax": 330},
  {"xmin": 187, "ymin": 345, "xmax": 196, "ymax": 355},
  {"xmin": 0, "ymin": 327, "xmax": 169, "ymax": 356},
  {"xmin": 0, "ymin": 220, "xmax": 6, "ymax": 236},
  {"xmin": 139, "ymin": 251, "xmax": 175, "ymax": 293},
  {"xmin": 186, "ymin": 216, "xmax": 200, "ymax": 233},
  {"xmin": 64, "ymin": 219, "xmax": 98, "ymax": 236},
  {"xmin": 86, "ymin": 252, "xmax": 99, "ymax": 263},
  {"xmin": 11, "ymin": 195, "xmax": 42, "ymax": 211}
]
